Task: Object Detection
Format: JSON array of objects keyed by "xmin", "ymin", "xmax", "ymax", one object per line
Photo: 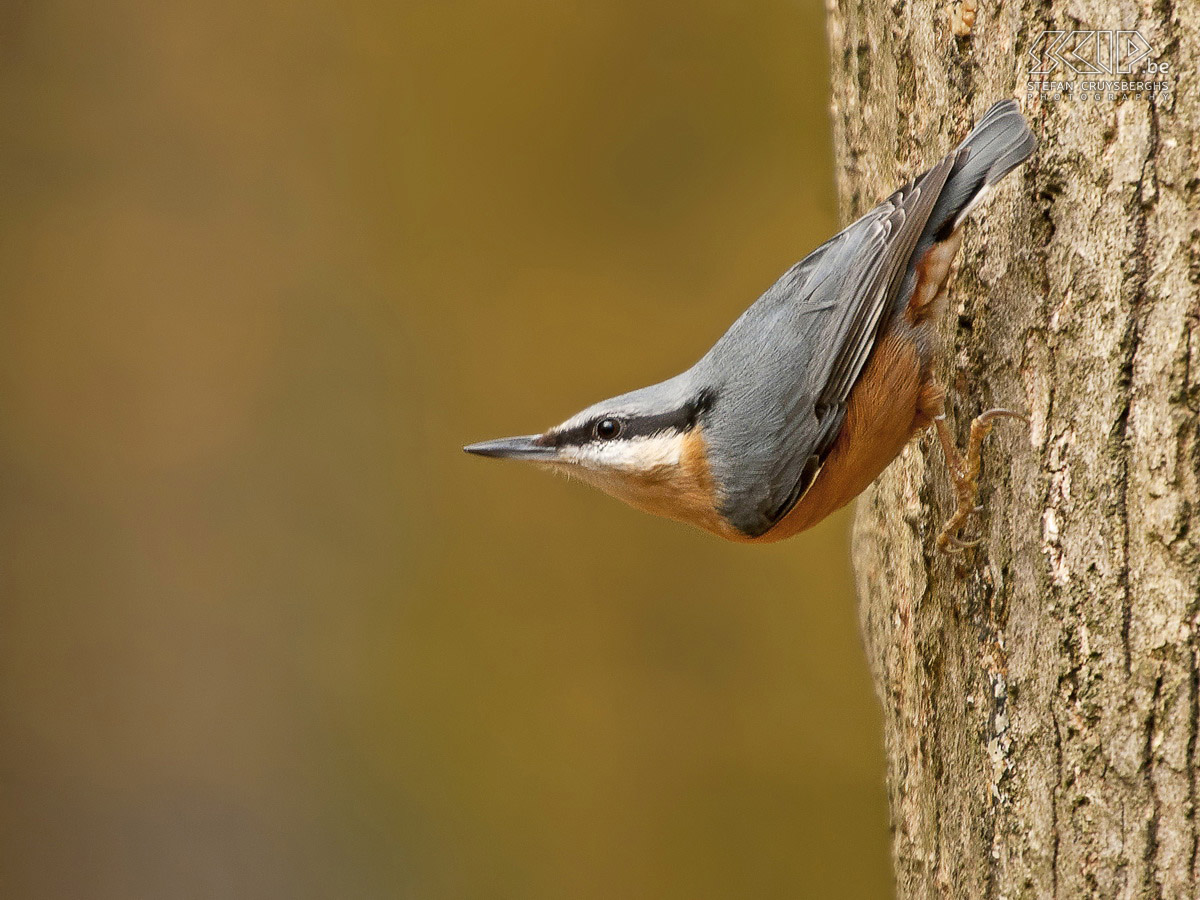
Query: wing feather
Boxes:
[{"xmin": 701, "ymin": 152, "xmax": 962, "ymax": 537}]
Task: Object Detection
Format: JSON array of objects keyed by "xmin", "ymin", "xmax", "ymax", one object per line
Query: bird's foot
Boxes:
[{"xmin": 934, "ymin": 408, "xmax": 1027, "ymax": 554}]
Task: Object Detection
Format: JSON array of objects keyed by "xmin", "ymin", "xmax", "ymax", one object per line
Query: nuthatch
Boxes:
[{"xmin": 466, "ymin": 100, "xmax": 1036, "ymax": 550}]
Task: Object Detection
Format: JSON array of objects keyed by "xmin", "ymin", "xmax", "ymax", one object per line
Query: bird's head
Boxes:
[{"xmin": 464, "ymin": 380, "xmax": 737, "ymax": 537}]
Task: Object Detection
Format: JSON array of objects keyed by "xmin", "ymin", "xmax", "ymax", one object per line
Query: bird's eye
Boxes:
[{"xmin": 594, "ymin": 418, "xmax": 622, "ymax": 440}]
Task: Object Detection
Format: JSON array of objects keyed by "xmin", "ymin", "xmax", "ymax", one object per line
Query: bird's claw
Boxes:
[
  {"xmin": 933, "ymin": 407, "xmax": 1026, "ymax": 554},
  {"xmin": 943, "ymin": 534, "xmax": 983, "ymax": 553},
  {"xmin": 976, "ymin": 408, "xmax": 1029, "ymax": 427}
]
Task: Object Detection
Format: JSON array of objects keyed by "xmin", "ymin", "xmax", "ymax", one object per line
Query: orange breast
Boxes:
[
  {"xmin": 676, "ymin": 230, "xmax": 961, "ymax": 543},
  {"xmin": 746, "ymin": 225, "xmax": 965, "ymax": 543},
  {"xmin": 751, "ymin": 327, "xmax": 941, "ymax": 543}
]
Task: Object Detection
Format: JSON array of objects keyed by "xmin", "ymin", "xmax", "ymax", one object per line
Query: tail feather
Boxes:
[
  {"xmin": 957, "ymin": 99, "xmax": 1038, "ymax": 187},
  {"xmin": 926, "ymin": 99, "xmax": 1037, "ymax": 239}
]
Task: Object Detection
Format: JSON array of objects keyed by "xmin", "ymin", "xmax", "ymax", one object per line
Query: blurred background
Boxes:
[{"xmin": 0, "ymin": 1, "xmax": 890, "ymax": 897}]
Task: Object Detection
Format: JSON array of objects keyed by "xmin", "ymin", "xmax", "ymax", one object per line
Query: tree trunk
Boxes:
[{"xmin": 826, "ymin": 2, "xmax": 1200, "ymax": 897}]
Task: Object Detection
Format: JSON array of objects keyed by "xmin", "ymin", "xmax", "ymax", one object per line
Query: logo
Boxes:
[{"xmin": 1026, "ymin": 30, "xmax": 1172, "ymax": 101}]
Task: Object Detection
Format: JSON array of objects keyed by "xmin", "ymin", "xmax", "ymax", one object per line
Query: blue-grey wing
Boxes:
[{"xmin": 700, "ymin": 153, "xmax": 959, "ymax": 537}]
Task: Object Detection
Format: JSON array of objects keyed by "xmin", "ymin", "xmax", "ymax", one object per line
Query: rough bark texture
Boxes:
[{"xmin": 827, "ymin": 1, "xmax": 1200, "ymax": 897}]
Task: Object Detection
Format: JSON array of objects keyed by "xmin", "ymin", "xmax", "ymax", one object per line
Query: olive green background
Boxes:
[{"xmin": 1, "ymin": 1, "xmax": 891, "ymax": 897}]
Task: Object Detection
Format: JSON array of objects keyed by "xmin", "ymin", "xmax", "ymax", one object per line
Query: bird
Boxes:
[{"xmin": 465, "ymin": 99, "xmax": 1036, "ymax": 551}]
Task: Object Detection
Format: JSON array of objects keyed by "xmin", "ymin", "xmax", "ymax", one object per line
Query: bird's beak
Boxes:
[{"xmin": 463, "ymin": 434, "xmax": 557, "ymax": 461}]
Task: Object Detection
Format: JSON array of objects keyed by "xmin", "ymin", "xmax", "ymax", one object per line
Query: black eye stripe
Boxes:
[
  {"xmin": 543, "ymin": 421, "xmax": 598, "ymax": 448},
  {"xmin": 545, "ymin": 390, "xmax": 716, "ymax": 448}
]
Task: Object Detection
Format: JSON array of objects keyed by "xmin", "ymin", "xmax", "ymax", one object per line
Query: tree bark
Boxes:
[{"xmin": 826, "ymin": 2, "xmax": 1200, "ymax": 897}]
